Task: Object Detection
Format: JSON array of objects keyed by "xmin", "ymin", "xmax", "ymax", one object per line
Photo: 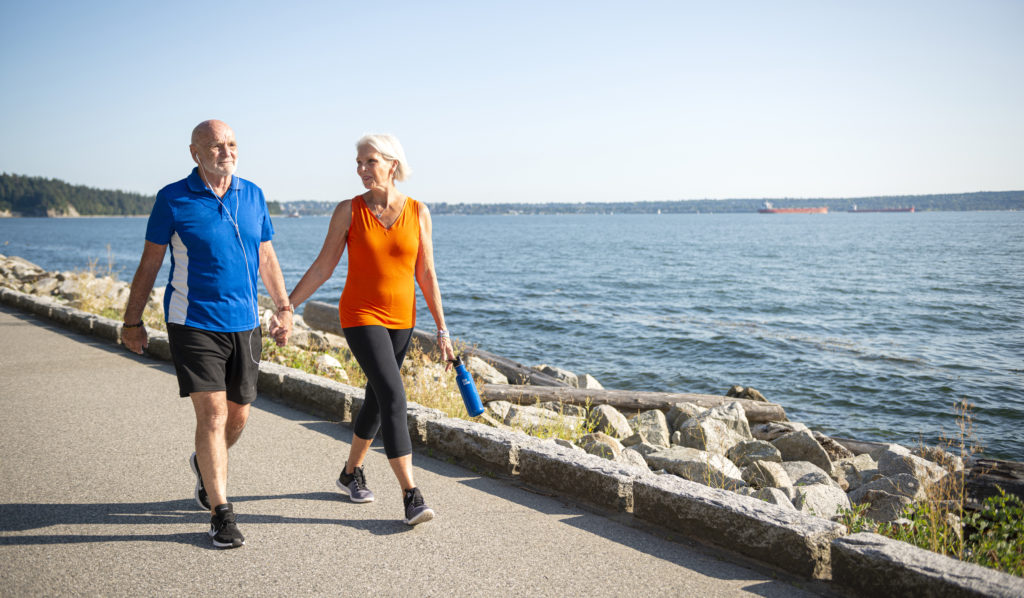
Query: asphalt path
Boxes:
[{"xmin": 0, "ymin": 306, "xmax": 829, "ymax": 597}]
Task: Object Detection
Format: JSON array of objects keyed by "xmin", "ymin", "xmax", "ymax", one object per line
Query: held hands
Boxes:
[{"xmin": 269, "ymin": 310, "xmax": 293, "ymax": 346}]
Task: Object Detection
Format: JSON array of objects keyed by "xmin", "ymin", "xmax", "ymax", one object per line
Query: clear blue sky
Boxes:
[{"xmin": 2, "ymin": 1, "xmax": 1022, "ymax": 204}]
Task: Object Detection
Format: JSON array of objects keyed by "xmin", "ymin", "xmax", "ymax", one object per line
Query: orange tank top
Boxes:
[{"xmin": 339, "ymin": 195, "xmax": 421, "ymax": 329}]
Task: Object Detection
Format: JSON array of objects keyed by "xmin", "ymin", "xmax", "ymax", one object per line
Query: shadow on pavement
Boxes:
[{"xmin": 0, "ymin": 492, "xmax": 404, "ymax": 546}]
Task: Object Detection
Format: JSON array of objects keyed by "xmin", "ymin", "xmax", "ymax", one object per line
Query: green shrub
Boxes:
[{"xmin": 963, "ymin": 487, "xmax": 1024, "ymax": 576}]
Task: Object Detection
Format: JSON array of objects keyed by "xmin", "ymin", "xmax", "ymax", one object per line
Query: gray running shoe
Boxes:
[
  {"xmin": 403, "ymin": 487, "xmax": 435, "ymax": 526},
  {"xmin": 189, "ymin": 452, "xmax": 210, "ymax": 510},
  {"xmin": 209, "ymin": 503, "xmax": 244, "ymax": 549},
  {"xmin": 336, "ymin": 462, "xmax": 375, "ymax": 503}
]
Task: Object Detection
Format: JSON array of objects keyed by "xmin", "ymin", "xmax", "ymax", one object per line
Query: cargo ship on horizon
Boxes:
[{"xmin": 757, "ymin": 202, "xmax": 828, "ymax": 214}]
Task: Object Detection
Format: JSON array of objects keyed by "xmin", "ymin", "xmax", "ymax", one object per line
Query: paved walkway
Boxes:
[{"xmin": 0, "ymin": 306, "xmax": 829, "ymax": 597}]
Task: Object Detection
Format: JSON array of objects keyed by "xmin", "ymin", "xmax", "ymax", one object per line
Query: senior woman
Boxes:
[{"xmin": 285, "ymin": 133, "xmax": 454, "ymax": 525}]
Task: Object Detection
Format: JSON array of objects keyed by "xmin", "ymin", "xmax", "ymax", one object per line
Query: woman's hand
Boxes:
[
  {"xmin": 269, "ymin": 311, "xmax": 293, "ymax": 346},
  {"xmin": 438, "ymin": 334, "xmax": 456, "ymax": 371}
]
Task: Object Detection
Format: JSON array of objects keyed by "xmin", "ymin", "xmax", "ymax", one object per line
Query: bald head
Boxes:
[
  {"xmin": 191, "ymin": 119, "xmax": 233, "ymax": 145},
  {"xmin": 190, "ymin": 119, "xmax": 238, "ymax": 180}
]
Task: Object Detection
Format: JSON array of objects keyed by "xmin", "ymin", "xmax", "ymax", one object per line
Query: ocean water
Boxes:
[{"xmin": 2, "ymin": 211, "xmax": 1022, "ymax": 459}]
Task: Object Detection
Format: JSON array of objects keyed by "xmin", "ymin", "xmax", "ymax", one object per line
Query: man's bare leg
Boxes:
[{"xmin": 191, "ymin": 391, "xmax": 249, "ymax": 512}]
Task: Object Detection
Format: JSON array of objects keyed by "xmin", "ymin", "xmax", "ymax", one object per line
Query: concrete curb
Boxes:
[
  {"xmin": 831, "ymin": 533, "xmax": 1024, "ymax": 597},
  {"xmin": 634, "ymin": 473, "xmax": 844, "ymax": 579},
  {"xmin": 4, "ymin": 285, "xmax": 1023, "ymax": 594}
]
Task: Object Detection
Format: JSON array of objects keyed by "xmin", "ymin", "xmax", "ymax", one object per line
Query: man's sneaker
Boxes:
[
  {"xmin": 189, "ymin": 452, "xmax": 210, "ymax": 510},
  {"xmin": 209, "ymin": 503, "xmax": 245, "ymax": 549},
  {"xmin": 403, "ymin": 487, "xmax": 435, "ymax": 526},
  {"xmin": 336, "ymin": 462, "xmax": 375, "ymax": 503}
]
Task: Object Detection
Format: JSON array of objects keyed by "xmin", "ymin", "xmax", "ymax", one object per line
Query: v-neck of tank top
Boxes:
[{"xmin": 361, "ymin": 195, "xmax": 410, "ymax": 231}]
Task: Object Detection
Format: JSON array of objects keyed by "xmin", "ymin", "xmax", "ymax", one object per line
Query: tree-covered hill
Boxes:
[
  {"xmin": 0, "ymin": 173, "xmax": 282, "ymax": 217},
  {"xmin": 0, "ymin": 173, "xmax": 157, "ymax": 216}
]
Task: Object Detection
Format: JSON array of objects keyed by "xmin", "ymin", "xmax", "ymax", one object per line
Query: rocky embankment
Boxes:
[
  {"xmin": 6, "ymin": 253, "xmax": 1024, "ymax": 594},
  {"xmin": 0, "ymin": 253, "xmax": 966, "ymax": 527}
]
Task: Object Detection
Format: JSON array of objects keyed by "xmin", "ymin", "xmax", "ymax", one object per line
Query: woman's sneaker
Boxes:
[
  {"xmin": 336, "ymin": 462, "xmax": 374, "ymax": 503},
  {"xmin": 189, "ymin": 452, "xmax": 210, "ymax": 510},
  {"xmin": 209, "ymin": 503, "xmax": 245, "ymax": 549},
  {"xmin": 403, "ymin": 487, "xmax": 435, "ymax": 526}
]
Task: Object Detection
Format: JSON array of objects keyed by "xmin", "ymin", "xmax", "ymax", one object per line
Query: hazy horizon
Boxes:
[{"xmin": 2, "ymin": 1, "xmax": 1022, "ymax": 204}]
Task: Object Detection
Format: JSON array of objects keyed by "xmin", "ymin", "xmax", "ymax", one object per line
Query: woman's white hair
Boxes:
[{"xmin": 357, "ymin": 133, "xmax": 412, "ymax": 182}]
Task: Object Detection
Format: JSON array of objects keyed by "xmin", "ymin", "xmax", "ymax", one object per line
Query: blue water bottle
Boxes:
[{"xmin": 453, "ymin": 354, "xmax": 485, "ymax": 417}]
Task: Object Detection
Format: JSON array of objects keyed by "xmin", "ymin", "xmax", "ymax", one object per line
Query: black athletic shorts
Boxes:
[{"xmin": 166, "ymin": 323, "xmax": 261, "ymax": 405}]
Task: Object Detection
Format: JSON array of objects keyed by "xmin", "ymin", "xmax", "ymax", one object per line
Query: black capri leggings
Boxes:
[{"xmin": 343, "ymin": 325, "xmax": 414, "ymax": 459}]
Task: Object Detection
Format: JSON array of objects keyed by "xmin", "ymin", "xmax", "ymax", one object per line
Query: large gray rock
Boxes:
[
  {"xmin": 858, "ymin": 490, "xmax": 913, "ymax": 523},
  {"xmin": 848, "ymin": 473, "xmax": 925, "ymax": 504},
  {"xmin": 833, "ymin": 453, "xmax": 880, "ymax": 493},
  {"xmin": 725, "ymin": 385, "xmax": 768, "ymax": 402},
  {"xmin": 539, "ymin": 401, "xmax": 588, "ymax": 418},
  {"xmin": 577, "ymin": 432, "xmax": 624, "ymax": 461},
  {"xmin": 620, "ymin": 447, "xmax": 649, "ymax": 469},
  {"xmin": 813, "ymin": 431, "xmax": 855, "ymax": 461},
  {"xmin": 868, "ymin": 442, "xmax": 910, "ymax": 461},
  {"xmin": 772, "ymin": 429, "xmax": 833, "ymax": 474},
  {"xmin": 832, "ymin": 532, "xmax": 1024, "ymax": 598},
  {"xmin": 485, "ymin": 400, "xmax": 513, "ymax": 422},
  {"xmin": 912, "ymin": 445, "xmax": 965, "ymax": 472},
  {"xmin": 623, "ymin": 410, "xmax": 671, "ymax": 448},
  {"xmin": 727, "ymin": 439, "xmax": 782, "ymax": 468},
  {"xmin": 629, "ymin": 442, "xmax": 663, "ymax": 457},
  {"xmin": 644, "ymin": 446, "xmax": 745, "ymax": 490},
  {"xmin": 33, "ymin": 276, "xmax": 61, "ymax": 295},
  {"xmin": 751, "ymin": 421, "xmax": 809, "ymax": 442},
  {"xmin": 878, "ymin": 448, "xmax": 948, "ymax": 487},
  {"xmin": 742, "ymin": 460, "xmax": 793, "ymax": 489},
  {"xmin": 780, "ymin": 461, "xmax": 840, "ymax": 489},
  {"xmin": 792, "ymin": 484, "xmax": 851, "ymax": 519},
  {"xmin": 675, "ymin": 401, "xmax": 751, "ymax": 455},
  {"xmin": 532, "ymin": 364, "xmax": 578, "ymax": 388},
  {"xmin": 735, "ymin": 486, "xmax": 796, "ymax": 510},
  {"xmin": 666, "ymin": 403, "xmax": 706, "ymax": 431},
  {"xmin": 588, "ymin": 404, "xmax": 633, "ymax": 439},
  {"xmin": 504, "ymin": 404, "xmax": 584, "ymax": 433},
  {"xmin": 466, "ymin": 355, "xmax": 508, "ymax": 384},
  {"xmin": 577, "ymin": 373, "xmax": 604, "ymax": 390}
]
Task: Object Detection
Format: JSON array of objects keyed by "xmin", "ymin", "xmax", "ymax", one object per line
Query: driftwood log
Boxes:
[
  {"xmin": 965, "ymin": 458, "xmax": 1024, "ymax": 506},
  {"xmin": 480, "ymin": 384, "xmax": 788, "ymax": 423}
]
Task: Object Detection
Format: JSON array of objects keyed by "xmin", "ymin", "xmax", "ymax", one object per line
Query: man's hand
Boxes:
[
  {"xmin": 121, "ymin": 325, "xmax": 148, "ymax": 355},
  {"xmin": 269, "ymin": 311, "xmax": 293, "ymax": 347}
]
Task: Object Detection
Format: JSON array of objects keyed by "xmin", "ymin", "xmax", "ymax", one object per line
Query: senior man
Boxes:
[{"xmin": 121, "ymin": 119, "xmax": 292, "ymax": 549}]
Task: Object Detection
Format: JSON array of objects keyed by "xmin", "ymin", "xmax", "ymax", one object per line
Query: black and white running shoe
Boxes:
[
  {"xmin": 209, "ymin": 503, "xmax": 245, "ymax": 549},
  {"xmin": 189, "ymin": 452, "xmax": 210, "ymax": 511},
  {"xmin": 403, "ymin": 487, "xmax": 435, "ymax": 526},
  {"xmin": 336, "ymin": 462, "xmax": 375, "ymax": 503}
]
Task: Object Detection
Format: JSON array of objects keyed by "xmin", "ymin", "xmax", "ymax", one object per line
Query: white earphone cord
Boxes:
[{"xmin": 198, "ymin": 160, "xmax": 261, "ymax": 366}]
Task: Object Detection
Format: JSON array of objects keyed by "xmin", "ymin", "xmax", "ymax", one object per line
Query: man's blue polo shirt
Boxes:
[{"xmin": 145, "ymin": 168, "xmax": 274, "ymax": 332}]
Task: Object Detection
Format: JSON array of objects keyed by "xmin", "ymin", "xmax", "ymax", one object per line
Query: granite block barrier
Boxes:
[
  {"xmin": 634, "ymin": 473, "xmax": 845, "ymax": 579},
  {"xmin": 272, "ymin": 367, "xmax": 361, "ymax": 422},
  {"xmin": 5, "ymin": 287, "xmax": 1023, "ymax": 594},
  {"xmin": 423, "ymin": 417, "xmax": 532, "ymax": 475},
  {"xmin": 832, "ymin": 533, "xmax": 1024, "ymax": 598},
  {"xmin": 518, "ymin": 441, "xmax": 644, "ymax": 513}
]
